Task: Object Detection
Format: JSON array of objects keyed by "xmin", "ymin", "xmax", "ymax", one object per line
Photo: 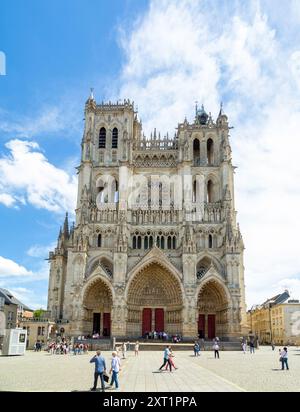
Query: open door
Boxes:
[{"xmin": 93, "ymin": 313, "xmax": 101, "ymax": 334}]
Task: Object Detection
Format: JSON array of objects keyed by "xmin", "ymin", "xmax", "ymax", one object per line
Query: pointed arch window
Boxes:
[
  {"xmin": 172, "ymin": 236, "xmax": 176, "ymax": 249},
  {"xmin": 208, "ymin": 234, "xmax": 213, "ymax": 248},
  {"xmin": 207, "ymin": 180, "xmax": 214, "ymax": 203},
  {"xmin": 149, "ymin": 236, "xmax": 153, "ymax": 248},
  {"xmin": 112, "ymin": 127, "xmax": 118, "ymax": 149},
  {"xmin": 193, "ymin": 139, "xmax": 200, "ymax": 166},
  {"xmin": 193, "ymin": 180, "xmax": 197, "ymax": 203},
  {"xmin": 99, "ymin": 127, "xmax": 106, "ymax": 148},
  {"xmin": 207, "ymin": 138, "xmax": 214, "ymax": 165},
  {"xmin": 133, "ymin": 236, "xmax": 137, "ymax": 249},
  {"xmin": 137, "ymin": 236, "xmax": 142, "ymax": 249},
  {"xmin": 144, "ymin": 236, "xmax": 149, "ymax": 250},
  {"xmin": 167, "ymin": 236, "xmax": 172, "ymax": 249}
]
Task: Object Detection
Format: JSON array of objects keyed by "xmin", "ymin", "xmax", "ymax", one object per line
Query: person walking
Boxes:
[
  {"xmin": 165, "ymin": 348, "xmax": 178, "ymax": 370},
  {"xmin": 122, "ymin": 342, "xmax": 127, "ymax": 359},
  {"xmin": 280, "ymin": 347, "xmax": 289, "ymax": 370},
  {"xmin": 134, "ymin": 341, "xmax": 139, "ymax": 356},
  {"xmin": 109, "ymin": 351, "xmax": 121, "ymax": 390},
  {"xmin": 249, "ymin": 340, "xmax": 255, "ymax": 354},
  {"xmin": 213, "ymin": 341, "xmax": 220, "ymax": 359},
  {"xmin": 242, "ymin": 341, "xmax": 247, "ymax": 354},
  {"xmin": 159, "ymin": 346, "xmax": 172, "ymax": 372},
  {"xmin": 90, "ymin": 350, "xmax": 107, "ymax": 392}
]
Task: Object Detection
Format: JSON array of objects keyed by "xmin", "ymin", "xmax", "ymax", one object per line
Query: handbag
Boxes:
[{"xmin": 103, "ymin": 373, "xmax": 109, "ymax": 383}]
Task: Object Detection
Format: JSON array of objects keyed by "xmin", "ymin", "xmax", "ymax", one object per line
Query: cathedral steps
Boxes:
[{"xmin": 114, "ymin": 340, "xmax": 243, "ymax": 351}]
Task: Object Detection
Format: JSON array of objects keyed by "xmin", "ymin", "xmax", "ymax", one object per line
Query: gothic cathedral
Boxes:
[{"xmin": 47, "ymin": 93, "xmax": 247, "ymax": 340}]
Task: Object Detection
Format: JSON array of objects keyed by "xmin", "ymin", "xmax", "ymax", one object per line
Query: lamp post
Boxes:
[{"xmin": 268, "ymin": 303, "xmax": 273, "ymax": 344}]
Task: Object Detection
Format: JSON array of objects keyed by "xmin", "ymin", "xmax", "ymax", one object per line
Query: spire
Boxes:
[
  {"xmin": 85, "ymin": 87, "xmax": 96, "ymax": 110},
  {"xmin": 195, "ymin": 100, "xmax": 198, "ymax": 117},
  {"xmin": 63, "ymin": 212, "xmax": 69, "ymax": 237},
  {"xmin": 218, "ymin": 101, "xmax": 224, "ymax": 117},
  {"xmin": 89, "ymin": 87, "xmax": 94, "ymax": 100}
]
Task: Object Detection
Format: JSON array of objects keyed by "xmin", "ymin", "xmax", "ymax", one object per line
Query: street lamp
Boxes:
[{"xmin": 268, "ymin": 302, "xmax": 273, "ymax": 344}]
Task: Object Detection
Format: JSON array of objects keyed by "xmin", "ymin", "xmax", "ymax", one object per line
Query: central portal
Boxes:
[{"xmin": 127, "ymin": 263, "xmax": 183, "ymax": 337}]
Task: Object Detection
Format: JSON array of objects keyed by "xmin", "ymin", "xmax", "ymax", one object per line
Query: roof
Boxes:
[
  {"xmin": 261, "ymin": 290, "xmax": 290, "ymax": 307},
  {"xmin": 0, "ymin": 289, "xmax": 16, "ymax": 305},
  {"xmin": 0, "ymin": 288, "xmax": 33, "ymax": 311}
]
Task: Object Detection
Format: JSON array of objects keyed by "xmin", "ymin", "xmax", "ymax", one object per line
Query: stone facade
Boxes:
[{"xmin": 47, "ymin": 94, "xmax": 247, "ymax": 340}]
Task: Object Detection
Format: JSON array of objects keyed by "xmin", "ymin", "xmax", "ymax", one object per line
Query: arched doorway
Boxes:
[
  {"xmin": 197, "ymin": 280, "xmax": 229, "ymax": 339},
  {"xmin": 82, "ymin": 278, "xmax": 113, "ymax": 337},
  {"xmin": 126, "ymin": 263, "xmax": 183, "ymax": 337}
]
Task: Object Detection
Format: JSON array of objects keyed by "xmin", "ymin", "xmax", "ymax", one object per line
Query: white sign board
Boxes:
[{"xmin": 1, "ymin": 328, "xmax": 27, "ymax": 356}]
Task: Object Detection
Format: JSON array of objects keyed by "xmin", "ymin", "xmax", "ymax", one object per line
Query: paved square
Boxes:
[{"xmin": 0, "ymin": 346, "xmax": 299, "ymax": 392}]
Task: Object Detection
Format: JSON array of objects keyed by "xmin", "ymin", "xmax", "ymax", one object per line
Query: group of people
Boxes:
[
  {"xmin": 47, "ymin": 340, "xmax": 89, "ymax": 355},
  {"xmin": 144, "ymin": 331, "xmax": 181, "ymax": 341},
  {"xmin": 158, "ymin": 346, "xmax": 177, "ymax": 372},
  {"xmin": 33, "ymin": 340, "xmax": 43, "ymax": 351},
  {"xmin": 86, "ymin": 339, "xmax": 292, "ymax": 391},
  {"xmin": 115, "ymin": 341, "xmax": 140, "ymax": 358},
  {"xmin": 90, "ymin": 350, "xmax": 121, "ymax": 392},
  {"xmin": 193, "ymin": 338, "xmax": 220, "ymax": 358},
  {"xmin": 241, "ymin": 340, "xmax": 256, "ymax": 354}
]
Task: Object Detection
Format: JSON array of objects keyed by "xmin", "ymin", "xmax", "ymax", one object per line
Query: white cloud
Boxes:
[
  {"xmin": 0, "ymin": 102, "xmax": 82, "ymax": 139},
  {"xmin": 0, "ymin": 256, "xmax": 33, "ymax": 277},
  {"xmin": 0, "ymin": 193, "xmax": 16, "ymax": 207},
  {"xmin": 27, "ymin": 242, "xmax": 56, "ymax": 259},
  {"xmin": 0, "ymin": 139, "xmax": 77, "ymax": 213},
  {"xmin": 0, "ymin": 255, "xmax": 48, "ymax": 281},
  {"xmin": 117, "ymin": 0, "xmax": 300, "ymax": 307}
]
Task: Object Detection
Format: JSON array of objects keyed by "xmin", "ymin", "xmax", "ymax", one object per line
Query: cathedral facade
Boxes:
[{"xmin": 47, "ymin": 93, "xmax": 247, "ymax": 340}]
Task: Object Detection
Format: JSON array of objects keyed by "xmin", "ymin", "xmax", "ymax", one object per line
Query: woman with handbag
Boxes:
[{"xmin": 280, "ymin": 347, "xmax": 289, "ymax": 370}]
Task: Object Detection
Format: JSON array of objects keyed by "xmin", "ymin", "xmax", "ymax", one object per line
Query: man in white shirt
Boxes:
[{"xmin": 110, "ymin": 351, "xmax": 121, "ymax": 389}]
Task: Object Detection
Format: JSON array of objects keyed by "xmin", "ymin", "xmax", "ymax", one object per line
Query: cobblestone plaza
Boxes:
[{"xmin": 1, "ymin": 346, "xmax": 299, "ymax": 392}]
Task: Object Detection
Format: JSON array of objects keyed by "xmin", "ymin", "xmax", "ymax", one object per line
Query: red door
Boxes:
[
  {"xmin": 208, "ymin": 314, "xmax": 216, "ymax": 339},
  {"xmin": 103, "ymin": 313, "xmax": 111, "ymax": 337},
  {"xmin": 142, "ymin": 308, "xmax": 152, "ymax": 336},
  {"xmin": 198, "ymin": 314, "xmax": 205, "ymax": 338},
  {"xmin": 155, "ymin": 308, "xmax": 164, "ymax": 332}
]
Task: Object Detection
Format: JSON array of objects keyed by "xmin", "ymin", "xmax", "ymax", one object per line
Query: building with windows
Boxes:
[
  {"xmin": 247, "ymin": 291, "xmax": 300, "ymax": 345},
  {"xmin": 0, "ymin": 289, "xmax": 18, "ymax": 330},
  {"xmin": 47, "ymin": 94, "xmax": 247, "ymax": 340},
  {"xmin": 19, "ymin": 317, "xmax": 56, "ymax": 349}
]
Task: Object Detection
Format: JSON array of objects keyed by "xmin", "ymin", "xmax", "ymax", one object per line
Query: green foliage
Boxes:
[{"xmin": 33, "ymin": 309, "xmax": 45, "ymax": 318}]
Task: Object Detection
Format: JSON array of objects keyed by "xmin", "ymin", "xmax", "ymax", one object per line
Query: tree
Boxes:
[{"xmin": 33, "ymin": 309, "xmax": 45, "ymax": 319}]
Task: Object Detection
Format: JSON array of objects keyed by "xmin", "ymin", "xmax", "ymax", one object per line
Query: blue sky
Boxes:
[{"xmin": 1, "ymin": 0, "xmax": 300, "ymax": 309}]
